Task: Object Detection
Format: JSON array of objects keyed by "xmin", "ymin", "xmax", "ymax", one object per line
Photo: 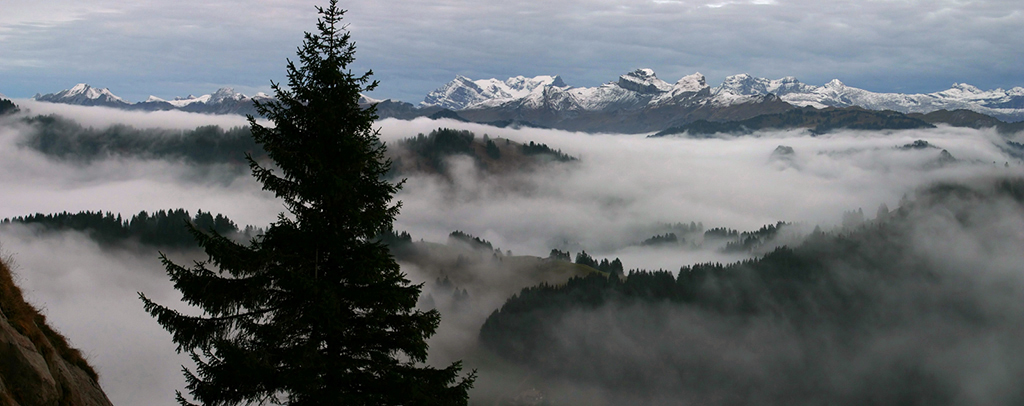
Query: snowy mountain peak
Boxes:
[
  {"xmin": 618, "ymin": 68, "xmax": 673, "ymax": 94},
  {"xmin": 34, "ymin": 84, "xmax": 129, "ymax": 106},
  {"xmin": 825, "ymin": 79, "xmax": 846, "ymax": 89},
  {"xmin": 144, "ymin": 95, "xmax": 166, "ymax": 103},
  {"xmin": 358, "ymin": 94, "xmax": 384, "ymax": 104},
  {"xmin": 950, "ymin": 83, "xmax": 982, "ymax": 94},
  {"xmin": 674, "ymin": 73, "xmax": 708, "ymax": 92},
  {"xmin": 67, "ymin": 83, "xmax": 90, "ymax": 95},
  {"xmin": 210, "ymin": 87, "xmax": 245, "ymax": 104},
  {"xmin": 718, "ymin": 73, "xmax": 769, "ymax": 95}
]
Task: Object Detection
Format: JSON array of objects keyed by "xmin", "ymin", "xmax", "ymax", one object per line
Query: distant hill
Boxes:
[
  {"xmin": 388, "ymin": 128, "xmax": 577, "ymax": 177},
  {"xmin": 651, "ymin": 107, "xmax": 935, "ymax": 137},
  {"xmin": 908, "ymin": 109, "xmax": 1024, "ymax": 134},
  {"xmin": 17, "ymin": 114, "xmax": 262, "ymax": 166}
]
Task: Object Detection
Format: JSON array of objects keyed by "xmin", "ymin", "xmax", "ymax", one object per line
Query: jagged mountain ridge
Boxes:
[
  {"xmin": 424, "ymin": 69, "xmax": 1024, "ymax": 124},
  {"xmin": 33, "ymin": 84, "xmax": 272, "ymax": 116},
  {"xmin": 421, "ymin": 75, "xmax": 566, "ymax": 110}
]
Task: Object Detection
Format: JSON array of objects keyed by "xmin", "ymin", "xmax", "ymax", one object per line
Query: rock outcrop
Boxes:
[{"xmin": 0, "ymin": 259, "xmax": 112, "ymax": 406}]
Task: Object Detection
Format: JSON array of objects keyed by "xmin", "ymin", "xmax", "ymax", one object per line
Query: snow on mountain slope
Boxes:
[
  {"xmin": 166, "ymin": 94, "xmax": 212, "ymax": 108},
  {"xmin": 28, "ymin": 72, "xmax": 1024, "ymax": 123},
  {"xmin": 358, "ymin": 93, "xmax": 385, "ymax": 104},
  {"xmin": 422, "ymin": 75, "xmax": 564, "ymax": 110},
  {"xmin": 782, "ymin": 79, "xmax": 1024, "ymax": 121},
  {"xmin": 35, "ymin": 84, "xmax": 276, "ymax": 116},
  {"xmin": 430, "ymin": 69, "xmax": 1023, "ymax": 121},
  {"xmin": 710, "ymin": 74, "xmax": 1024, "ymax": 122},
  {"xmin": 427, "ymin": 69, "xmax": 712, "ymax": 113},
  {"xmin": 151, "ymin": 88, "xmax": 270, "ymax": 108},
  {"xmin": 617, "ymin": 68, "xmax": 673, "ymax": 94},
  {"xmin": 652, "ymin": 73, "xmax": 711, "ymax": 106},
  {"xmin": 34, "ymin": 84, "xmax": 130, "ymax": 107}
]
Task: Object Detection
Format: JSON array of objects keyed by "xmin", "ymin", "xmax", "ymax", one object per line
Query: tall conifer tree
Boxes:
[{"xmin": 140, "ymin": 2, "xmax": 474, "ymax": 404}]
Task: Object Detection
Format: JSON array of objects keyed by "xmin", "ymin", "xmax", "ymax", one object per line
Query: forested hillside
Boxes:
[{"xmin": 479, "ymin": 177, "xmax": 1024, "ymax": 405}]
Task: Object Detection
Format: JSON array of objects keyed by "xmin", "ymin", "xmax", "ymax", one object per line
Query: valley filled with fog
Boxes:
[{"xmin": 1, "ymin": 101, "xmax": 1023, "ymax": 405}]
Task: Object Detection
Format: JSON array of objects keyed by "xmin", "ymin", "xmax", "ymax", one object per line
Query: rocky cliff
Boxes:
[{"xmin": 0, "ymin": 259, "xmax": 112, "ymax": 406}]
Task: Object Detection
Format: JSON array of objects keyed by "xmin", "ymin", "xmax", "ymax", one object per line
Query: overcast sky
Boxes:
[{"xmin": 1, "ymin": 0, "xmax": 1022, "ymax": 103}]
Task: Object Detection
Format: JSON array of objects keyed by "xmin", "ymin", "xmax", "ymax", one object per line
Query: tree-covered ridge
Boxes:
[
  {"xmin": 479, "ymin": 177, "xmax": 1024, "ymax": 404},
  {"xmin": 908, "ymin": 109, "xmax": 1024, "ymax": 134},
  {"xmin": 572, "ymin": 251, "xmax": 624, "ymax": 278},
  {"xmin": 721, "ymin": 221, "xmax": 791, "ymax": 253},
  {"xmin": 0, "ymin": 98, "xmax": 19, "ymax": 115},
  {"xmin": 519, "ymin": 141, "xmax": 576, "ymax": 162},
  {"xmin": 652, "ymin": 107, "xmax": 935, "ymax": 137},
  {"xmin": 1, "ymin": 209, "xmax": 254, "ymax": 248},
  {"xmin": 17, "ymin": 114, "xmax": 263, "ymax": 165},
  {"xmin": 447, "ymin": 230, "xmax": 494, "ymax": 252},
  {"xmin": 390, "ymin": 127, "xmax": 577, "ymax": 176}
]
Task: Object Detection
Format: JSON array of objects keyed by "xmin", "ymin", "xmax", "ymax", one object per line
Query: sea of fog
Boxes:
[{"xmin": 0, "ymin": 102, "xmax": 1021, "ymax": 405}]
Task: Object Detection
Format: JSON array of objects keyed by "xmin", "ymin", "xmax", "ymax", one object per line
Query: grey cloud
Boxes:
[{"xmin": 3, "ymin": 0, "xmax": 1023, "ymax": 102}]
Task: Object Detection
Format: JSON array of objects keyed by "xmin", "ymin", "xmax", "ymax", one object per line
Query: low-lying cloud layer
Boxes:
[
  {"xmin": 0, "ymin": 108, "xmax": 1022, "ymax": 405},
  {"xmin": 380, "ymin": 118, "xmax": 1018, "ymax": 269}
]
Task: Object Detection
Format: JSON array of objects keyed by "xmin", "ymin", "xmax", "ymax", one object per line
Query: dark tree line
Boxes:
[
  {"xmin": 1, "ymin": 209, "xmax": 251, "ymax": 248},
  {"xmin": 520, "ymin": 141, "xmax": 576, "ymax": 162},
  {"xmin": 548, "ymin": 249, "xmax": 571, "ymax": 261},
  {"xmin": 448, "ymin": 230, "xmax": 494, "ymax": 252},
  {"xmin": 722, "ymin": 221, "xmax": 790, "ymax": 253},
  {"xmin": 17, "ymin": 114, "xmax": 263, "ymax": 165},
  {"xmin": 641, "ymin": 232, "xmax": 680, "ymax": 246},
  {"xmin": 574, "ymin": 251, "xmax": 624, "ymax": 278},
  {"xmin": 703, "ymin": 227, "xmax": 739, "ymax": 240},
  {"xmin": 0, "ymin": 98, "xmax": 19, "ymax": 115}
]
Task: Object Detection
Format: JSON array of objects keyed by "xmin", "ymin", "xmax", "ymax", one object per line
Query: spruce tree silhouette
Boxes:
[{"xmin": 140, "ymin": 2, "xmax": 474, "ymax": 404}]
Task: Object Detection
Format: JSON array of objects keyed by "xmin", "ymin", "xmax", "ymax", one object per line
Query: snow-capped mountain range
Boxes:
[
  {"xmin": 33, "ymin": 84, "xmax": 272, "ymax": 115},
  {"xmin": 21, "ymin": 71, "xmax": 1024, "ymax": 133},
  {"xmin": 422, "ymin": 69, "xmax": 1024, "ymax": 123}
]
